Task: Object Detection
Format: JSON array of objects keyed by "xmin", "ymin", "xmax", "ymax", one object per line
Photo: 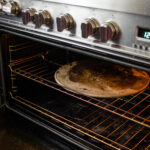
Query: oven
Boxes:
[{"xmin": 0, "ymin": 0, "xmax": 149, "ymax": 149}]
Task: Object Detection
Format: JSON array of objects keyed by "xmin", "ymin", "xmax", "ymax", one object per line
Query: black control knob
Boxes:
[
  {"xmin": 22, "ymin": 8, "xmax": 37, "ymax": 25},
  {"xmin": 56, "ymin": 13, "xmax": 74, "ymax": 32},
  {"xmin": 34, "ymin": 10, "xmax": 52, "ymax": 28},
  {"xmin": 81, "ymin": 18, "xmax": 100, "ymax": 38},
  {"xmin": 99, "ymin": 21, "xmax": 120, "ymax": 42}
]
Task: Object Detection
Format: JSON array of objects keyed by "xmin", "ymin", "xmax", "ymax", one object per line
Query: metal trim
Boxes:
[
  {"xmin": 37, "ymin": 0, "xmax": 150, "ymax": 16},
  {"xmin": 0, "ymin": 24, "xmax": 150, "ymax": 72},
  {"xmin": 0, "ymin": 18, "xmax": 150, "ymax": 61},
  {"xmin": 1, "ymin": 32, "xmax": 150, "ymax": 73}
]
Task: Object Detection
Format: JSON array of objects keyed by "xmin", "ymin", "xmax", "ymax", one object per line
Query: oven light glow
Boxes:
[{"xmin": 144, "ymin": 32, "xmax": 150, "ymax": 39}]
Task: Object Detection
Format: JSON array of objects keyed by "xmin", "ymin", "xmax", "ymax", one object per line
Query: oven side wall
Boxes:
[
  {"xmin": 0, "ymin": 33, "xmax": 6, "ymax": 106},
  {"xmin": 0, "ymin": 33, "xmax": 12, "ymax": 107},
  {"xmin": 0, "ymin": 64, "xmax": 3, "ymax": 106}
]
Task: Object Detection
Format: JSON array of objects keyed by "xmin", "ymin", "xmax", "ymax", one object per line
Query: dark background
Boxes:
[{"xmin": 0, "ymin": 108, "xmax": 67, "ymax": 150}]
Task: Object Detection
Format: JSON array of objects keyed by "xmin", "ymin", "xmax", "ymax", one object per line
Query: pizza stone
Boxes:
[{"xmin": 54, "ymin": 60, "xmax": 150, "ymax": 98}]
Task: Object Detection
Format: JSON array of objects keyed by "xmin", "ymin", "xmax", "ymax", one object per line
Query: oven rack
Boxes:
[
  {"xmin": 8, "ymin": 55, "xmax": 150, "ymax": 150},
  {"xmin": 9, "ymin": 56, "xmax": 150, "ymax": 129},
  {"xmin": 10, "ymin": 89, "xmax": 150, "ymax": 150},
  {"xmin": 8, "ymin": 37, "xmax": 51, "ymax": 64}
]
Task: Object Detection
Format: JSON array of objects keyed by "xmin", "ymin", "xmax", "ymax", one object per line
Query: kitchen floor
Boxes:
[{"xmin": 0, "ymin": 108, "xmax": 66, "ymax": 150}]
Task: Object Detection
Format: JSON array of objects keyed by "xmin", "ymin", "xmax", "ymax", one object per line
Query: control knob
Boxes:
[
  {"xmin": 0, "ymin": 3, "xmax": 2, "ymax": 12},
  {"xmin": 99, "ymin": 21, "xmax": 120, "ymax": 42},
  {"xmin": 34, "ymin": 10, "xmax": 52, "ymax": 28},
  {"xmin": 0, "ymin": 1, "xmax": 6, "ymax": 12},
  {"xmin": 81, "ymin": 18, "xmax": 100, "ymax": 38},
  {"xmin": 56, "ymin": 13, "xmax": 74, "ymax": 32},
  {"xmin": 2, "ymin": 1, "xmax": 20, "ymax": 15},
  {"xmin": 22, "ymin": 8, "xmax": 36, "ymax": 25}
]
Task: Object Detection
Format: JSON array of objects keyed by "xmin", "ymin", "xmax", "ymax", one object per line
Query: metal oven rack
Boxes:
[{"xmin": 8, "ymin": 52, "xmax": 150, "ymax": 150}]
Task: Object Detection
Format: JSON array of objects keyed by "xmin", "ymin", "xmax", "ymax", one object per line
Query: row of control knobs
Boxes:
[
  {"xmin": 0, "ymin": 1, "xmax": 120, "ymax": 43},
  {"xmin": 0, "ymin": 1, "xmax": 120, "ymax": 42},
  {"xmin": 22, "ymin": 9, "xmax": 120, "ymax": 43}
]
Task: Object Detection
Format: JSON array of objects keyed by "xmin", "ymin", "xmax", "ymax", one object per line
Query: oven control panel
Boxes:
[
  {"xmin": 0, "ymin": 0, "xmax": 150, "ymax": 65},
  {"xmin": 20, "ymin": 5, "xmax": 121, "ymax": 43},
  {"xmin": 20, "ymin": 7, "xmax": 121, "ymax": 43},
  {"xmin": 0, "ymin": 1, "xmax": 121, "ymax": 43}
]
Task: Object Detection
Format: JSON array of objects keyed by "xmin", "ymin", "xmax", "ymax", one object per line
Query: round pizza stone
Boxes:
[{"xmin": 55, "ymin": 60, "xmax": 150, "ymax": 98}]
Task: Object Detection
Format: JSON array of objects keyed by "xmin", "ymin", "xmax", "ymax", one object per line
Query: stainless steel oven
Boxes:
[{"xmin": 0, "ymin": 0, "xmax": 149, "ymax": 149}]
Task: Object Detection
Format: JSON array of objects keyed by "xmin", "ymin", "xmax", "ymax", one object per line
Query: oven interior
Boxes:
[{"xmin": 1, "ymin": 33, "xmax": 150, "ymax": 150}]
